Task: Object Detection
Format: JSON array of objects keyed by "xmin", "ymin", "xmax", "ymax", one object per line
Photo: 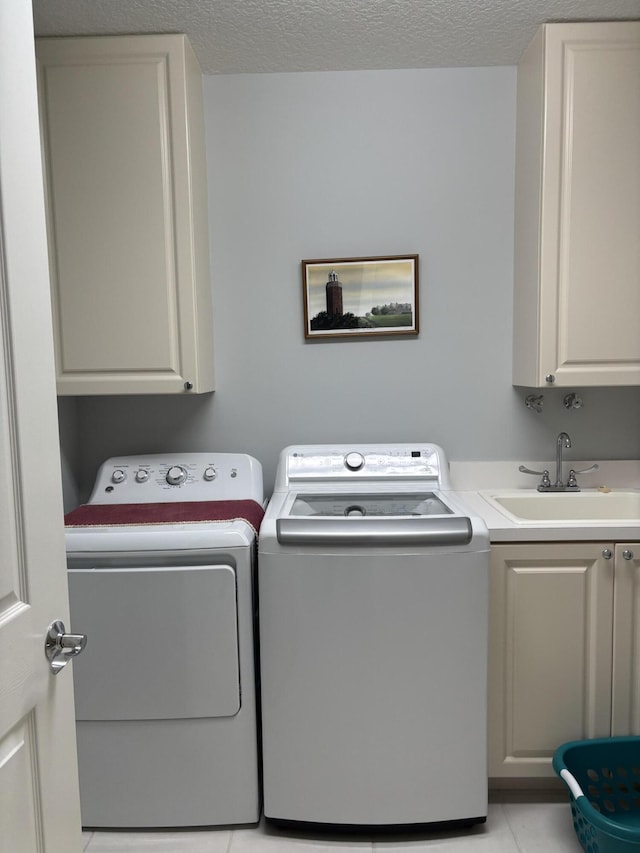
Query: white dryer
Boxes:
[
  {"xmin": 64, "ymin": 453, "xmax": 264, "ymax": 828},
  {"xmin": 258, "ymin": 444, "xmax": 490, "ymax": 830}
]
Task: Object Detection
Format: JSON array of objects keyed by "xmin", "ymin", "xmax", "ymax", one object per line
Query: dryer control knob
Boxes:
[
  {"xmin": 135, "ymin": 469, "xmax": 149, "ymax": 483},
  {"xmin": 344, "ymin": 452, "xmax": 365, "ymax": 471},
  {"xmin": 111, "ymin": 469, "xmax": 126, "ymax": 484},
  {"xmin": 203, "ymin": 467, "xmax": 217, "ymax": 481},
  {"xmin": 166, "ymin": 465, "xmax": 187, "ymax": 486}
]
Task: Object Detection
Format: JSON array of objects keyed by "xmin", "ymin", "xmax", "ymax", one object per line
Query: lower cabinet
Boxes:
[
  {"xmin": 489, "ymin": 542, "xmax": 640, "ymax": 781},
  {"xmin": 612, "ymin": 543, "xmax": 640, "ymax": 736}
]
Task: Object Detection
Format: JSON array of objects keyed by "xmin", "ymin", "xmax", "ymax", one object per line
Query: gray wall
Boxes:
[
  {"xmin": 58, "ymin": 396, "xmax": 81, "ymax": 510},
  {"xmin": 66, "ymin": 66, "xmax": 640, "ymax": 503}
]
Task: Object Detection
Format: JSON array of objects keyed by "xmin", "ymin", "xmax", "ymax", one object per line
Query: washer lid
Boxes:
[
  {"xmin": 277, "ymin": 491, "xmax": 471, "ymax": 546},
  {"xmin": 275, "ymin": 515, "xmax": 473, "ymax": 546},
  {"xmin": 288, "ymin": 492, "xmax": 452, "ymax": 518}
]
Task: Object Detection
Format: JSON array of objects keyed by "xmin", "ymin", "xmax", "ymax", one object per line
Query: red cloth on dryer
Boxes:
[{"xmin": 64, "ymin": 500, "xmax": 265, "ymax": 536}]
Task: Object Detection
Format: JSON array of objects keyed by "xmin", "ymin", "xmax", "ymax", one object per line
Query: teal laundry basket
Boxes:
[{"xmin": 553, "ymin": 737, "xmax": 640, "ymax": 852}]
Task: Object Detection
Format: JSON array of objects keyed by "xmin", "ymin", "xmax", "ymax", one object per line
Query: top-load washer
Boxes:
[
  {"xmin": 258, "ymin": 444, "xmax": 490, "ymax": 829},
  {"xmin": 64, "ymin": 452, "xmax": 264, "ymax": 828}
]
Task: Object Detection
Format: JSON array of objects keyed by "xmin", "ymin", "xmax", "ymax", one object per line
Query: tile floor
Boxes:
[{"xmin": 81, "ymin": 798, "xmax": 584, "ymax": 852}]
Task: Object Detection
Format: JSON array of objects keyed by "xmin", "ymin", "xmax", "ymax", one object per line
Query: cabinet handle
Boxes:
[
  {"xmin": 602, "ymin": 549, "xmax": 612, "ymax": 559},
  {"xmin": 545, "ymin": 374, "xmax": 556, "ymax": 384},
  {"xmin": 623, "ymin": 550, "xmax": 635, "ymax": 561}
]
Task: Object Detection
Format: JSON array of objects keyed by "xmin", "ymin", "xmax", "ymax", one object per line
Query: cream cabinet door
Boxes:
[
  {"xmin": 513, "ymin": 22, "xmax": 640, "ymax": 387},
  {"xmin": 36, "ymin": 35, "xmax": 214, "ymax": 395},
  {"xmin": 0, "ymin": 2, "xmax": 82, "ymax": 849},
  {"xmin": 612, "ymin": 544, "xmax": 640, "ymax": 735},
  {"xmin": 489, "ymin": 543, "xmax": 614, "ymax": 779}
]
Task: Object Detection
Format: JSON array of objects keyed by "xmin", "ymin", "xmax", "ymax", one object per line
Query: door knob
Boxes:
[
  {"xmin": 45, "ymin": 620, "xmax": 87, "ymax": 674},
  {"xmin": 623, "ymin": 550, "xmax": 635, "ymax": 561}
]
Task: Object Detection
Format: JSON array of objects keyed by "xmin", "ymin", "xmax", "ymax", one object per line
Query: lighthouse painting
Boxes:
[
  {"xmin": 302, "ymin": 255, "xmax": 419, "ymax": 340},
  {"xmin": 325, "ymin": 271, "xmax": 344, "ymax": 318}
]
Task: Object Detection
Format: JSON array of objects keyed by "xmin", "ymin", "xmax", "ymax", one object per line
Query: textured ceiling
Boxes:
[{"xmin": 31, "ymin": 0, "xmax": 640, "ymax": 74}]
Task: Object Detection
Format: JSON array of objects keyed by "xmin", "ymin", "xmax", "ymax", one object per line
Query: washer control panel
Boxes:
[
  {"xmin": 278, "ymin": 444, "xmax": 452, "ymax": 490},
  {"xmin": 344, "ymin": 452, "xmax": 365, "ymax": 471},
  {"xmin": 89, "ymin": 453, "xmax": 263, "ymax": 504}
]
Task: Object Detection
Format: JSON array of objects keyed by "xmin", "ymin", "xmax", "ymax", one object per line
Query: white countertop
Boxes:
[{"xmin": 448, "ymin": 460, "xmax": 640, "ymax": 542}]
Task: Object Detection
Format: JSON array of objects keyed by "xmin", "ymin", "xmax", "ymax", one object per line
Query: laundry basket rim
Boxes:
[{"xmin": 553, "ymin": 735, "xmax": 640, "ymax": 844}]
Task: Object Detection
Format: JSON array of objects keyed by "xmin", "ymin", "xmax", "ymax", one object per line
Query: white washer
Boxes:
[
  {"xmin": 258, "ymin": 444, "xmax": 490, "ymax": 829},
  {"xmin": 64, "ymin": 453, "xmax": 263, "ymax": 828}
]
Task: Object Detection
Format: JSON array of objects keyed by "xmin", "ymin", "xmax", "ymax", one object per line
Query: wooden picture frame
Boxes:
[{"xmin": 302, "ymin": 255, "xmax": 419, "ymax": 340}]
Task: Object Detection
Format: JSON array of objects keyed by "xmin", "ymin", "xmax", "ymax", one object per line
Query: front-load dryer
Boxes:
[
  {"xmin": 64, "ymin": 453, "xmax": 264, "ymax": 828},
  {"xmin": 258, "ymin": 444, "xmax": 490, "ymax": 830}
]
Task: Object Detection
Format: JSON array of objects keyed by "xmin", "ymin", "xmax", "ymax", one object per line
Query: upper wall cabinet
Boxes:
[
  {"xmin": 36, "ymin": 35, "xmax": 214, "ymax": 395},
  {"xmin": 512, "ymin": 22, "xmax": 640, "ymax": 388}
]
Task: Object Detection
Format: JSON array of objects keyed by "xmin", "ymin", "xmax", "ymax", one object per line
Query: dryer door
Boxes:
[{"xmin": 69, "ymin": 564, "xmax": 240, "ymax": 720}]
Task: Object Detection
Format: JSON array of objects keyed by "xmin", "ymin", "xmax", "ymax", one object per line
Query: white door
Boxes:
[{"xmin": 0, "ymin": 2, "xmax": 83, "ymax": 851}]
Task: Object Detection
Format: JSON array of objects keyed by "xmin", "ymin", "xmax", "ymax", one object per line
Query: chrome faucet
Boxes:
[
  {"xmin": 555, "ymin": 431, "xmax": 571, "ymax": 488},
  {"xmin": 518, "ymin": 430, "xmax": 600, "ymax": 491}
]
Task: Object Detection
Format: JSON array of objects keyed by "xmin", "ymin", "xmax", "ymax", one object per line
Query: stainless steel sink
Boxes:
[{"xmin": 480, "ymin": 490, "xmax": 640, "ymax": 522}]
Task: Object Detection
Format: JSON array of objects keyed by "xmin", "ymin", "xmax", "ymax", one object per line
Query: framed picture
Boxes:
[{"xmin": 302, "ymin": 255, "xmax": 419, "ymax": 340}]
